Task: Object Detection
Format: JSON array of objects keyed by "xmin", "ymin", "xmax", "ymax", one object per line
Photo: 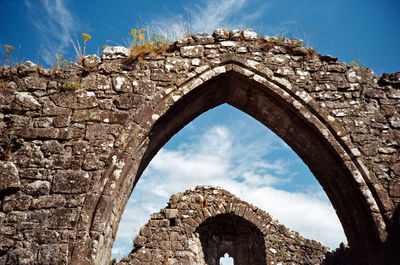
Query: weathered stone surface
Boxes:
[
  {"xmin": 101, "ymin": 46, "xmax": 130, "ymax": 60},
  {"xmin": 2, "ymin": 191, "xmax": 31, "ymax": 212},
  {"xmin": 229, "ymin": 29, "xmax": 241, "ymax": 40},
  {"xmin": 25, "ymin": 180, "xmax": 51, "ymax": 196},
  {"xmin": 164, "ymin": 208, "xmax": 178, "ymax": 219},
  {"xmin": 389, "ymin": 181, "xmax": 400, "ymax": 197},
  {"xmin": 378, "ymin": 71, "xmax": 400, "ymax": 88},
  {"xmin": 23, "ymin": 76, "xmax": 47, "ymax": 90},
  {"xmin": 19, "ymin": 61, "xmax": 38, "ymax": 75},
  {"xmin": 83, "ymin": 54, "xmax": 101, "ymax": 69},
  {"xmin": 82, "ymin": 73, "xmax": 113, "ymax": 91},
  {"xmin": 15, "ymin": 92, "xmax": 41, "ymax": 111},
  {"xmin": 39, "ymin": 244, "xmax": 69, "ymax": 265},
  {"xmin": 0, "ymin": 162, "xmax": 20, "ymax": 194},
  {"xmin": 180, "ymin": 45, "xmax": 204, "ymax": 58},
  {"xmin": 51, "ymin": 90, "xmax": 97, "ymax": 109},
  {"xmin": 52, "ymin": 170, "xmax": 89, "ymax": 194},
  {"xmin": 241, "ymin": 29, "xmax": 258, "ymax": 40},
  {"xmin": 114, "ymin": 93, "xmax": 142, "ymax": 109},
  {"xmin": 0, "ymin": 29, "xmax": 398, "ymax": 265},
  {"xmin": 212, "ymin": 29, "xmax": 229, "ymax": 41},
  {"xmin": 192, "ymin": 33, "xmax": 214, "ymax": 44}
]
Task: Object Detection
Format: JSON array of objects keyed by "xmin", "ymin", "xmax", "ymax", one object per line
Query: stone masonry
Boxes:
[
  {"xmin": 118, "ymin": 186, "xmax": 328, "ymax": 265},
  {"xmin": 0, "ymin": 29, "xmax": 399, "ymax": 264}
]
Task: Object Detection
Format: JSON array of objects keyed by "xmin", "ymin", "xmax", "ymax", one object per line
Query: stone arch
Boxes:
[
  {"xmin": 1, "ymin": 30, "xmax": 399, "ymax": 265},
  {"xmin": 89, "ymin": 61, "xmax": 390, "ymax": 264},
  {"xmin": 118, "ymin": 186, "xmax": 328, "ymax": 265}
]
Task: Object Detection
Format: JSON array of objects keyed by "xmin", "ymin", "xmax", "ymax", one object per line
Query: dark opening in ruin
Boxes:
[
  {"xmin": 169, "ymin": 218, "xmax": 176, "ymax": 226},
  {"xmin": 196, "ymin": 213, "xmax": 266, "ymax": 265}
]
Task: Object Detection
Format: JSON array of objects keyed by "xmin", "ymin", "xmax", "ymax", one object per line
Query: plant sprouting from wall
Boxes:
[
  {"xmin": 52, "ymin": 53, "xmax": 73, "ymax": 71},
  {"xmin": 70, "ymin": 33, "xmax": 92, "ymax": 61},
  {"xmin": 128, "ymin": 27, "xmax": 170, "ymax": 61},
  {"xmin": 130, "ymin": 28, "xmax": 147, "ymax": 46},
  {"xmin": 3, "ymin": 45, "xmax": 15, "ymax": 65},
  {"xmin": 350, "ymin": 58, "xmax": 364, "ymax": 67},
  {"xmin": 81, "ymin": 33, "xmax": 92, "ymax": 56}
]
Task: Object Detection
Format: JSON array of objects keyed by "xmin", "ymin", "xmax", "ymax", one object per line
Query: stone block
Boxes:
[
  {"xmin": 241, "ymin": 29, "xmax": 258, "ymax": 40},
  {"xmin": 165, "ymin": 209, "xmax": 179, "ymax": 219},
  {"xmin": 39, "ymin": 244, "xmax": 69, "ymax": 265},
  {"xmin": 101, "ymin": 46, "xmax": 130, "ymax": 60},
  {"xmin": 8, "ymin": 248, "xmax": 36, "ymax": 265},
  {"xmin": 15, "ymin": 92, "xmax": 41, "ymax": 111},
  {"xmin": 52, "ymin": 170, "xmax": 89, "ymax": 194},
  {"xmin": 114, "ymin": 92, "xmax": 143, "ymax": 109},
  {"xmin": 389, "ymin": 181, "xmax": 400, "ymax": 197},
  {"xmin": 81, "ymin": 73, "xmax": 112, "ymax": 91},
  {"xmin": 23, "ymin": 76, "xmax": 47, "ymax": 90},
  {"xmin": 83, "ymin": 54, "xmax": 101, "ymax": 69},
  {"xmin": 134, "ymin": 235, "xmax": 147, "ymax": 247},
  {"xmin": 32, "ymin": 194, "xmax": 66, "ymax": 209},
  {"xmin": 25, "ymin": 180, "xmax": 51, "ymax": 195},
  {"xmin": 192, "ymin": 33, "xmax": 214, "ymax": 44},
  {"xmin": 180, "ymin": 45, "xmax": 204, "ymax": 58},
  {"xmin": 213, "ymin": 29, "xmax": 229, "ymax": 41},
  {"xmin": 51, "ymin": 90, "xmax": 97, "ymax": 109},
  {"xmin": 48, "ymin": 208, "xmax": 78, "ymax": 229},
  {"xmin": 0, "ymin": 162, "xmax": 20, "ymax": 194},
  {"xmin": 2, "ymin": 191, "xmax": 31, "ymax": 212}
]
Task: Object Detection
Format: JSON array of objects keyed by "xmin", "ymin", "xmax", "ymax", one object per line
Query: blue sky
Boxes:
[
  {"xmin": 1, "ymin": 0, "xmax": 399, "ymax": 260},
  {"xmin": 1, "ymin": 0, "xmax": 399, "ymax": 72}
]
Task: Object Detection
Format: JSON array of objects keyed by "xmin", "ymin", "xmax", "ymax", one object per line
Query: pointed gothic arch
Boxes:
[
  {"xmin": 82, "ymin": 61, "xmax": 390, "ymax": 264},
  {"xmin": 2, "ymin": 30, "xmax": 398, "ymax": 265}
]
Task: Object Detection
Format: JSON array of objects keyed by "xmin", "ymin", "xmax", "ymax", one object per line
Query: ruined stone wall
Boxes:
[
  {"xmin": 118, "ymin": 186, "xmax": 328, "ymax": 265},
  {"xmin": 0, "ymin": 29, "xmax": 399, "ymax": 264}
]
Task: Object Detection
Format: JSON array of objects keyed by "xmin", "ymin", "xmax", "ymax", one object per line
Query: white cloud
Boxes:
[
  {"xmin": 190, "ymin": 0, "xmax": 248, "ymax": 33},
  {"xmin": 24, "ymin": 0, "xmax": 78, "ymax": 64},
  {"xmin": 151, "ymin": 0, "xmax": 268, "ymax": 40},
  {"xmin": 113, "ymin": 120, "xmax": 346, "ymax": 259}
]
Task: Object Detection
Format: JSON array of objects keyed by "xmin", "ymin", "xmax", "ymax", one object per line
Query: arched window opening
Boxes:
[
  {"xmin": 197, "ymin": 214, "xmax": 266, "ymax": 265},
  {"xmin": 220, "ymin": 253, "xmax": 234, "ymax": 265}
]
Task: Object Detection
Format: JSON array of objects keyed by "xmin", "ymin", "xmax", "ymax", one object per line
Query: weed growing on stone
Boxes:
[
  {"xmin": 70, "ymin": 33, "xmax": 92, "ymax": 62},
  {"xmin": 350, "ymin": 58, "xmax": 363, "ymax": 67},
  {"xmin": 52, "ymin": 53, "xmax": 73, "ymax": 71},
  {"xmin": 3, "ymin": 44, "xmax": 15, "ymax": 65},
  {"xmin": 128, "ymin": 27, "xmax": 170, "ymax": 61},
  {"xmin": 51, "ymin": 33, "xmax": 92, "ymax": 71},
  {"xmin": 81, "ymin": 33, "xmax": 92, "ymax": 57}
]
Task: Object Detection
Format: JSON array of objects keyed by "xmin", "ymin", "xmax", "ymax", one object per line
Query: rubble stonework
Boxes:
[
  {"xmin": 0, "ymin": 29, "xmax": 399, "ymax": 265},
  {"xmin": 118, "ymin": 186, "xmax": 328, "ymax": 265}
]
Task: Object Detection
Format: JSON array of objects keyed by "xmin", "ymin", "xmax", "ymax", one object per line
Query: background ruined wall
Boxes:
[
  {"xmin": 118, "ymin": 186, "xmax": 328, "ymax": 265},
  {"xmin": 0, "ymin": 29, "xmax": 398, "ymax": 264}
]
